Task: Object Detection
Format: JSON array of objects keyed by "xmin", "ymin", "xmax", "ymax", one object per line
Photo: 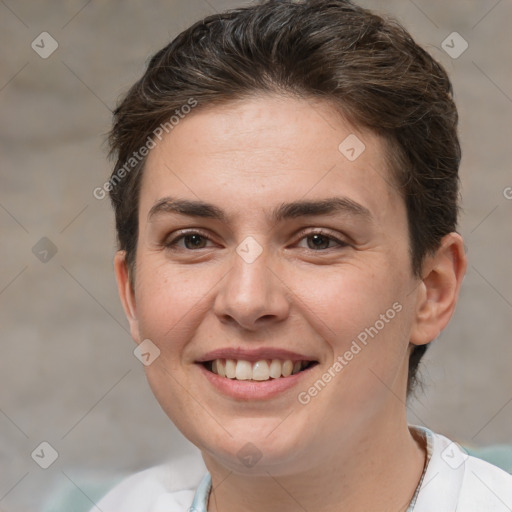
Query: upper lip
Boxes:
[{"xmin": 195, "ymin": 347, "xmax": 318, "ymax": 363}]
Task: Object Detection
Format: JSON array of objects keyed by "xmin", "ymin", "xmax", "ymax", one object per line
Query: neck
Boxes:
[{"xmin": 203, "ymin": 418, "xmax": 426, "ymax": 512}]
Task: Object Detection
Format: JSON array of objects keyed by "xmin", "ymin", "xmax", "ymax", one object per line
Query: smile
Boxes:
[{"xmin": 204, "ymin": 359, "xmax": 317, "ymax": 381}]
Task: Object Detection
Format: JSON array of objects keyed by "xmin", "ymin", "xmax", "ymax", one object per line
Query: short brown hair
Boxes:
[{"xmin": 107, "ymin": 0, "xmax": 461, "ymax": 395}]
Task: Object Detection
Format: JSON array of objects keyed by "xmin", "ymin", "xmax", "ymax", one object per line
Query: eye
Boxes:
[
  {"xmin": 164, "ymin": 231, "xmax": 214, "ymax": 250},
  {"xmin": 296, "ymin": 231, "xmax": 348, "ymax": 251}
]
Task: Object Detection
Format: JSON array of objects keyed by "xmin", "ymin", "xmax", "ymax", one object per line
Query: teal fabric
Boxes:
[
  {"xmin": 189, "ymin": 472, "xmax": 212, "ymax": 512},
  {"xmin": 464, "ymin": 445, "xmax": 512, "ymax": 475}
]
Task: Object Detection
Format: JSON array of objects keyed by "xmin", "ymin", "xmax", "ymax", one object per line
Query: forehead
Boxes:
[{"xmin": 140, "ymin": 95, "xmax": 403, "ymax": 225}]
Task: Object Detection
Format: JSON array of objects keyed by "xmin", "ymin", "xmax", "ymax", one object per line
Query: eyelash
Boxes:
[{"xmin": 163, "ymin": 229, "xmax": 349, "ymax": 251}]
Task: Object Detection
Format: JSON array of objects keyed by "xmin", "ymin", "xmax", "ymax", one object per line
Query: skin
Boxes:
[{"xmin": 114, "ymin": 94, "xmax": 467, "ymax": 512}]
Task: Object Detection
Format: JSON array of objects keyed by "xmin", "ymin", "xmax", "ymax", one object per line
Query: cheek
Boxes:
[
  {"xmin": 143, "ymin": 363, "xmax": 204, "ymax": 447},
  {"xmin": 133, "ymin": 261, "xmax": 211, "ymax": 356},
  {"xmin": 289, "ymin": 261, "xmax": 413, "ymax": 401},
  {"xmin": 288, "ymin": 262, "xmax": 404, "ymax": 343}
]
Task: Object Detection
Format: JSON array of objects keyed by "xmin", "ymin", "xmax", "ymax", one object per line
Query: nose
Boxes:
[{"xmin": 213, "ymin": 245, "xmax": 290, "ymax": 332}]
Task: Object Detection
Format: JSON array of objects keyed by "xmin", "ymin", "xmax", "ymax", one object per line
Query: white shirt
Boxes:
[{"xmin": 92, "ymin": 426, "xmax": 512, "ymax": 512}]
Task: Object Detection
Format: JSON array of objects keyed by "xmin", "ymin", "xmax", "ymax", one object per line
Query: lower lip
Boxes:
[{"xmin": 196, "ymin": 363, "xmax": 314, "ymax": 400}]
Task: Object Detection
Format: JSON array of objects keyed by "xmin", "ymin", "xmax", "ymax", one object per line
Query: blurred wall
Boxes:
[{"xmin": 1, "ymin": 1, "xmax": 511, "ymax": 510}]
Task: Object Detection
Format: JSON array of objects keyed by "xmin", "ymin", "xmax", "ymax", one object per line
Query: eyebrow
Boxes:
[
  {"xmin": 273, "ymin": 197, "xmax": 372, "ymax": 222},
  {"xmin": 147, "ymin": 196, "xmax": 372, "ymax": 223}
]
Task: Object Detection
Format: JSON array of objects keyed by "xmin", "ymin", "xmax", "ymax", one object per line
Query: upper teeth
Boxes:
[{"xmin": 210, "ymin": 359, "xmax": 309, "ymax": 381}]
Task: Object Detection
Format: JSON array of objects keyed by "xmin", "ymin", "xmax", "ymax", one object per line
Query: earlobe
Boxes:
[
  {"xmin": 114, "ymin": 251, "xmax": 140, "ymax": 343},
  {"xmin": 410, "ymin": 233, "xmax": 467, "ymax": 346}
]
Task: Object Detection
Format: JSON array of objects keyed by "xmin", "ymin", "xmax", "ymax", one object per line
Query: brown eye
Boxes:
[
  {"xmin": 182, "ymin": 234, "xmax": 207, "ymax": 249},
  {"xmin": 164, "ymin": 231, "xmax": 213, "ymax": 250},
  {"xmin": 307, "ymin": 234, "xmax": 331, "ymax": 250},
  {"xmin": 296, "ymin": 231, "xmax": 348, "ymax": 251}
]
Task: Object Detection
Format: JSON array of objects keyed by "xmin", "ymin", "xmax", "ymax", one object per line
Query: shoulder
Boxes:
[
  {"xmin": 92, "ymin": 451, "xmax": 207, "ymax": 512},
  {"xmin": 412, "ymin": 426, "xmax": 512, "ymax": 512},
  {"xmin": 458, "ymin": 453, "xmax": 512, "ymax": 511}
]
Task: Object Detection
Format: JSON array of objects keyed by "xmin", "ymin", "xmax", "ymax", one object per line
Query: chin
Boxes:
[{"xmin": 193, "ymin": 419, "xmax": 314, "ymax": 476}]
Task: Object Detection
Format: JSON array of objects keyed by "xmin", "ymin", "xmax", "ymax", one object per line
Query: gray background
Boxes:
[{"xmin": 1, "ymin": 1, "xmax": 511, "ymax": 511}]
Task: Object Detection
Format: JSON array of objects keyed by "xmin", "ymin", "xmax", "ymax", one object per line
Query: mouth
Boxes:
[{"xmin": 201, "ymin": 358, "xmax": 319, "ymax": 381}]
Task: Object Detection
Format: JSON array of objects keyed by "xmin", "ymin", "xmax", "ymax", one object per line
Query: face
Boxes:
[{"xmin": 116, "ymin": 95, "xmax": 435, "ymax": 475}]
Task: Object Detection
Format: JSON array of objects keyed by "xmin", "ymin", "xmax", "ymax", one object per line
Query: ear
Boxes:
[
  {"xmin": 410, "ymin": 233, "xmax": 467, "ymax": 346},
  {"xmin": 114, "ymin": 251, "xmax": 141, "ymax": 344}
]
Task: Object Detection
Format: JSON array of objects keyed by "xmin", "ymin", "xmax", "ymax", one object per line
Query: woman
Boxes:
[{"xmin": 95, "ymin": 1, "xmax": 512, "ymax": 510}]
